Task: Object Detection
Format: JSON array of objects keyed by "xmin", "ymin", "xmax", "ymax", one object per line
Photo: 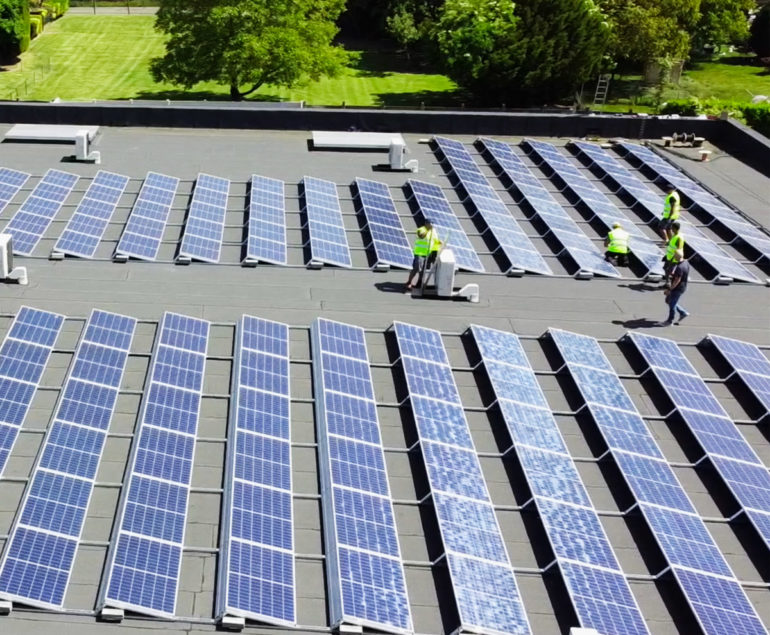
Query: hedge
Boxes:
[
  {"xmin": 659, "ymin": 98, "xmax": 770, "ymax": 139},
  {"xmin": 742, "ymin": 104, "xmax": 770, "ymax": 139},
  {"xmin": 30, "ymin": 14, "xmax": 43, "ymax": 38}
]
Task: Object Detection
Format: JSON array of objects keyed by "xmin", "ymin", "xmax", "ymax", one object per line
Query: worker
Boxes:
[
  {"xmin": 658, "ymin": 249, "xmax": 690, "ymax": 326},
  {"xmin": 663, "ymin": 221, "xmax": 685, "ymax": 286},
  {"xmin": 405, "ymin": 221, "xmax": 440, "ymax": 291},
  {"xmin": 660, "ymin": 184, "xmax": 681, "ymax": 242},
  {"xmin": 604, "ymin": 221, "xmax": 629, "ymax": 266}
]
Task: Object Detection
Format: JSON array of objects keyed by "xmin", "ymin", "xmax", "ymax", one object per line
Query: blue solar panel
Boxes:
[
  {"xmin": 3, "ymin": 169, "xmax": 79, "ymax": 255},
  {"xmin": 53, "ymin": 171, "xmax": 130, "ymax": 258},
  {"xmin": 392, "ymin": 321, "xmax": 530, "ymax": 634},
  {"xmin": 178, "ymin": 173, "xmax": 230, "ymax": 263},
  {"xmin": 303, "ymin": 177, "xmax": 352, "ymax": 268},
  {"xmin": 433, "ymin": 137, "xmax": 551, "ymax": 275},
  {"xmin": 116, "ymin": 172, "xmax": 180, "ymax": 261},
  {"xmin": 244, "ymin": 175, "xmax": 287, "ymax": 265},
  {"xmin": 311, "ymin": 318, "xmax": 412, "ymax": 634},
  {"xmin": 0, "ymin": 167, "xmax": 30, "ymax": 216},
  {"xmin": 617, "ymin": 142, "xmax": 770, "ymax": 261},
  {"xmin": 355, "ymin": 178, "xmax": 413, "ymax": 269},
  {"xmin": 216, "ymin": 316, "xmax": 294, "ymax": 626},
  {"xmin": 0, "ymin": 307, "xmax": 64, "ymax": 476},
  {"xmin": 406, "ymin": 180, "xmax": 485, "ymax": 272},
  {"xmin": 628, "ymin": 332, "xmax": 770, "ymax": 550},
  {"xmin": 574, "ymin": 142, "xmax": 760, "ymax": 284},
  {"xmin": 705, "ymin": 335, "xmax": 770, "ymax": 414},
  {"xmin": 101, "ymin": 312, "xmax": 210, "ymax": 618},
  {"xmin": 0, "ymin": 310, "xmax": 135, "ymax": 610},
  {"xmin": 479, "ymin": 139, "xmax": 622, "ymax": 277}
]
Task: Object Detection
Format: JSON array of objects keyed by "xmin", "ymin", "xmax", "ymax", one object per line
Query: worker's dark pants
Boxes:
[{"xmin": 605, "ymin": 250, "xmax": 627, "ymax": 266}]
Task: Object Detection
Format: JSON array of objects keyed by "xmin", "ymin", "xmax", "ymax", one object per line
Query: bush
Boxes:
[
  {"xmin": 30, "ymin": 14, "xmax": 43, "ymax": 38},
  {"xmin": 0, "ymin": 0, "xmax": 30, "ymax": 59},
  {"xmin": 660, "ymin": 98, "xmax": 700, "ymax": 115},
  {"xmin": 749, "ymin": 5, "xmax": 770, "ymax": 59},
  {"xmin": 742, "ymin": 103, "xmax": 770, "ymax": 138}
]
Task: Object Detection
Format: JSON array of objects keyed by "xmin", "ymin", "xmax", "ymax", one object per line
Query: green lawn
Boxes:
[{"xmin": 0, "ymin": 15, "xmax": 460, "ymax": 105}]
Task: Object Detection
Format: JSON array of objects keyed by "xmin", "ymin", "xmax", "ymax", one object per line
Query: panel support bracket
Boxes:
[
  {"xmin": 49, "ymin": 251, "xmax": 65, "ymax": 261},
  {"xmin": 99, "ymin": 607, "xmax": 124, "ymax": 622},
  {"xmin": 241, "ymin": 257, "xmax": 258, "ymax": 268},
  {"xmin": 219, "ymin": 615, "xmax": 245, "ymax": 631},
  {"xmin": 336, "ymin": 623, "xmax": 364, "ymax": 634},
  {"xmin": 307, "ymin": 260, "xmax": 324, "ymax": 270},
  {"xmin": 574, "ymin": 270, "xmax": 594, "ymax": 280},
  {"xmin": 112, "ymin": 252, "xmax": 129, "ymax": 263},
  {"xmin": 175, "ymin": 255, "xmax": 192, "ymax": 266},
  {"xmin": 372, "ymin": 262, "xmax": 390, "ymax": 272},
  {"xmin": 714, "ymin": 274, "xmax": 733, "ymax": 285},
  {"xmin": 505, "ymin": 268, "xmax": 525, "ymax": 278},
  {"xmin": 0, "ymin": 600, "xmax": 11, "ymax": 615}
]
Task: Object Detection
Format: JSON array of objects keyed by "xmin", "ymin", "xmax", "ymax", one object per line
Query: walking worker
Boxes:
[
  {"xmin": 663, "ymin": 221, "xmax": 685, "ymax": 285},
  {"xmin": 604, "ymin": 221, "xmax": 629, "ymax": 266},
  {"xmin": 405, "ymin": 221, "xmax": 440, "ymax": 291},
  {"xmin": 658, "ymin": 249, "xmax": 690, "ymax": 326},
  {"xmin": 660, "ymin": 184, "xmax": 681, "ymax": 242}
]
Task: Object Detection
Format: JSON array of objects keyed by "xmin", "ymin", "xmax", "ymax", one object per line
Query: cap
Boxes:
[{"xmin": 612, "ymin": 221, "xmax": 621, "ymax": 228}]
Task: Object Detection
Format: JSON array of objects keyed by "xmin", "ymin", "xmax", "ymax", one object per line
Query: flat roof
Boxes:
[{"xmin": 0, "ymin": 123, "xmax": 768, "ymax": 635}]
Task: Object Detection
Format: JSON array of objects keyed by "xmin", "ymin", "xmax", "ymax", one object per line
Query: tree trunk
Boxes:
[{"xmin": 230, "ymin": 84, "xmax": 243, "ymax": 101}]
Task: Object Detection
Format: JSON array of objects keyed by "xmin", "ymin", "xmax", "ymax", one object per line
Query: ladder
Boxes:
[{"xmin": 593, "ymin": 74, "xmax": 611, "ymax": 107}]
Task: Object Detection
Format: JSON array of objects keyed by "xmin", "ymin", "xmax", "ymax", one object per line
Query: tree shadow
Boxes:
[
  {"xmin": 373, "ymin": 89, "xmax": 468, "ymax": 109},
  {"xmin": 132, "ymin": 88, "xmax": 284, "ymax": 102},
  {"xmin": 711, "ymin": 55, "xmax": 765, "ymax": 67}
]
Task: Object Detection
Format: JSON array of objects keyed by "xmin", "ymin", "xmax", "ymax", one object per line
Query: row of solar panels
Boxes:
[
  {"xmin": 1, "ymin": 137, "xmax": 766, "ymax": 280},
  {"xmin": 0, "ymin": 308, "xmax": 769, "ymax": 634}
]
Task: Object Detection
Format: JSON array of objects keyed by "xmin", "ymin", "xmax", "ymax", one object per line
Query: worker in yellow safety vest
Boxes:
[
  {"xmin": 660, "ymin": 184, "xmax": 681, "ymax": 242},
  {"xmin": 405, "ymin": 220, "xmax": 441, "ymax": 291},
  {"xmin": 604, "ymin": 221, "xmax": 630, "ymax": 267},
  {"xmin": 663, "ymin": 221, "xmax": 685, "ymax": 286}
]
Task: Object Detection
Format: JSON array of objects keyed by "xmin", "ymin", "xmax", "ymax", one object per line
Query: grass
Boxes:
[{"xmin": 0, "ymin": 15, "xmax": 460, "ymax": 105}]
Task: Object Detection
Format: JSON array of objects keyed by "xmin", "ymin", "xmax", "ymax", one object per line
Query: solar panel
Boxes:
[
  {"xmin": 469, "ymin": 324, "xmax": 648, "ymax": 634},
  {"xmin": 617, "ymin": 142, "xmax": 770, "ymax": 260},
  {"xmin": 244, "ymin": 175, "xmax": 287, "ymax": 265},
  {"xmin": 115, "ymin": 172, "xmax": 180, "ymax": 261},
  {"xmin": 100, "ymin": 312, "xmax": 210, "ymax": 617},
  {"xmin": 0, "ymin": 307, "xmax": 64, "ymax": 477},
  {"xmin": 178, "ymin": 173, "xmax": 230, "ymax": 263},
  {"xmin": 354, "ymin": 178, "xmax": 413, "ymax": 270},
  {"xmin": 627, "ymin": 332, "xmax": 770, "ymax": 552},
  {"xmin": 311, "ymin": 318, "xmax": 412, "ymax": 634},
  {"xmin": 217, "ymin": 316, "xmax": 294, "ymax": 626},
  {"xmin": 0, "ymin": 168, "xmax": 30, "ymax": 216},
  {"xmin": 0, "ymin": 310, "xmax": 136, "ymax": 610},
  {"xmin": 53, "ymin": 171, "xmax": 130, "ymax": 258},
  {"xmin": 3, "ymin": 169, "xmax": 79, "ymax": 255},
  {"xmin": 548, "ymin": 328, "xmax": 767, "ymax": 634},
  {"xmin": 433, "ymin": 136, "xmax": 552, "ymax": 275},
  {"xmin": 392, "ymin": 321, "xmax": 530, "ymax": 635},
  {"xmin": 302, "ymin": 177, "xmax": 352, "ymax": 268},
  {"xmin": 478, "ymin": 139, "xmax": 623, "ymax": 278},
  {"xmin": 703, "ymin": 335, "xmax": 770, "ymax": 416},
  {"xmin": 405, "ymin": 180, "xmax": 485, "ymax": 272},
  {"xmin": 575, "ymin": 142, "xmax": 760, "ymax": 283}
]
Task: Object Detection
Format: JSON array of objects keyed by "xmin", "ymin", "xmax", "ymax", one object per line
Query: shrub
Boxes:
[
  {"xmin": 0, "ymin": 0, "xmax": 30, "ymax": 59},
  {"xmin": 30, "ymin": 14, "xmax": 43, "ymax": 38},
  {"xmin": 749, "ymin": 5, "xmax": 770, "ymax": 59},
  {"xmin": 742, "ymin": 103, "xmax": 770, "ymax": 138},
  {"xmin": 660, "ymin": 98, "xmax": 700, "ymax": 116}
]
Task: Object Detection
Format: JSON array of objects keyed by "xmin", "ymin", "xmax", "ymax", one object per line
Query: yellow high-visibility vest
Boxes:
[
  {"xmin": 607, "ymin": 228, "xmax": 629, "ymax": 254},
  {"xmin": 663, "ymin": 191, "xmax": 681, "ymax": 220},
  {"xmin": 413, "ymin": 231, "xmax": 429, "ymax": 256},
  {"xmin": 666, "ymin": 233, "xmax": 684, "ymax": 261}
]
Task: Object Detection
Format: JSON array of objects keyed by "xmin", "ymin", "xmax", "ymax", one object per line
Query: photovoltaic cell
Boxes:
[
  {"xmin": 704, "ymin": 334, "xmax": 770, "ymax": 415},
  {"xmin": 217, "ymin": 316, "xmax": 294, "ymax": 626},
  {"xmin": 178, "ymin": 173, "xmax": 230, "ymax": 263},
  {"xmin": 617, "ymin": 142, "xmax": 770, "ymax": 261},
  {"xmin": 0, "ymin": 310, "xmax": 135, "ymax": 610},
  {"xmin": 244, "ymin": 175, "xmax": 287, "ymax": 265},
  {"xmin": 101, "ymin": 312, "xmax": 210, "ymax": 618},
  {"xmin": 433, "ymin": 137, "xmax": 552, "ymax": 275},
  {"xmin": 479, "ymin": 138, "xmax": 622, "ymax": 277},
  {"xmin": 628, "ymin": 332, "xmax": 770, "ymax": 563},
  {"xmin": 573, "ymin": 141, "xmax": 760, "ymax": 284},
  {"xmin": 0, "ymin": 168, "xmax": 30, "ymax": 216},
  {"xmin": 115, "ymin": 172, "xmax": 179, "ymax": 261},
  {"xmin": 53, "ymin": 171, "xmax": 130, "ymax": 258},
  {"xmin": 302, "ymin": 177, "xmax": 352, "ymax": 268},
  {"xmin": 549, "ymin": 328, "xmax": 765, "ymax": 634},
  {"xmin": 393, "ymin": 321, "xmax": 530, "ymax": 635},
  {"xmin": 0, "ymin": 307, "xmax": 64, "ymax": 477},
  {"xmin": 311, "ymin": 319, "xmax": 412, "ymax": 634},
  {"xmin": 3, "ymin": 169, "xmax": 79, "ymax": 255},
  {"xmin": 354, "ymin": 178, "xmax": 413, "ymax": 269},
  {"xmin": 405, "ymin": 179, "xmax": 485, "ymax": 272}
]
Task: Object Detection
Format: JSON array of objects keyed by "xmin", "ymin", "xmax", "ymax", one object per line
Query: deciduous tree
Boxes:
[
  {"xmin": 749, "ymin": 4, "xmax": 770, "ymax": 59},
  {"xmin": 151, "ymin": 0, "xmax": 350, "ymax": 100},
  {"xmin": 694, "ymin": 0, "xmax": 753, "ymax": 51}
]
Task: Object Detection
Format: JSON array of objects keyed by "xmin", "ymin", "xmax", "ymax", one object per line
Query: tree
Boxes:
[
  {"xmin": 749, "ymin": 4, "xmax": 770, "ymax": 59},
  {"xmin": 386, "ymin": 6, "xmax": 421, "ymax": 58},
  {"xmin": 0, "ymin": 0, "xmax": 29, "ymax": 61},
  {"xmin": 693, "ymin": 0, "xmax": 753, "ymax": 52},
  {"xmin": 151, "ymin": 0, "xmax": 351, "ymax": 100},
  {"xmin": 433, "ymin": 0, "xmax": 608, "ymax": 105}
]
